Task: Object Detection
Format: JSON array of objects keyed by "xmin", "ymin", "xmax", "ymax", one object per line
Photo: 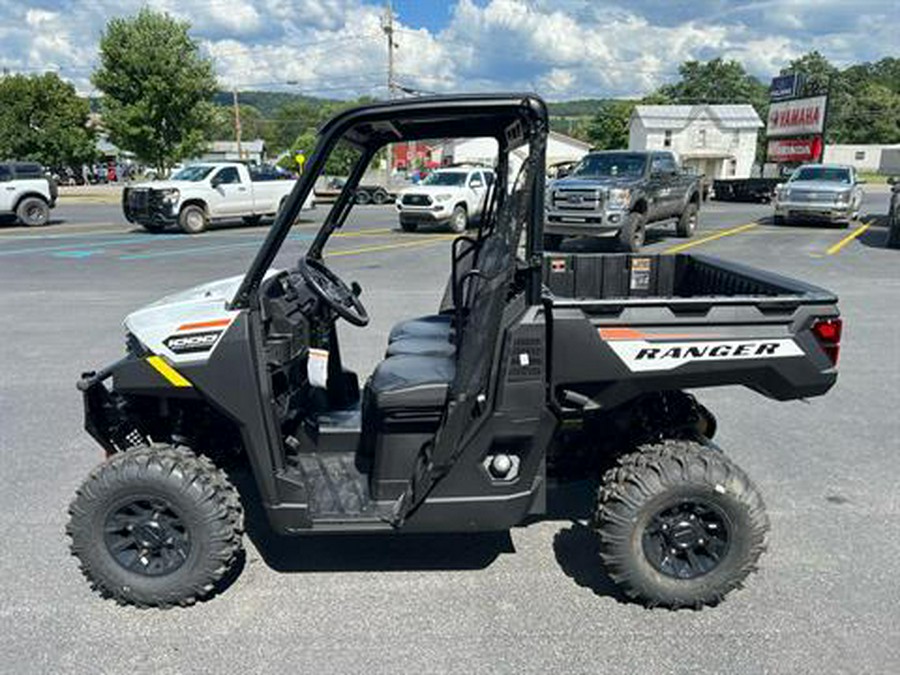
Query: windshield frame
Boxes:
[
  {"xmin": 170, "ymin": 165, "xmax": 215, "ymax": 182},
  {"xmin": 569, "ymin": 153, "xmax": 648, "ymax": 179},
  {"xmin": 790, "ymin": 166, "xmax": 852, "ymax": 184}
]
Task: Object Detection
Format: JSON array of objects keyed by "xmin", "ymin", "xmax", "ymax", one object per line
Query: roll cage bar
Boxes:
[{"xmin": 231, "ymin": 93, "xmax": 549, "ymax": 310}]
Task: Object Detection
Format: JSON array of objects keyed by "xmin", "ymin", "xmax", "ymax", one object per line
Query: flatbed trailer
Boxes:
[{"xmin": 712, "ymin": 177, "xmax": 782, "ymax": 203}]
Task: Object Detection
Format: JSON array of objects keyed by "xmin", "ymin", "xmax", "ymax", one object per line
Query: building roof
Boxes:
[
  {"xmin": 209, "ymin": 139, "xmax": 266, "ymax": 154},
  {"xmin": 632, "ymin": 104, "xmax": 763, "ymax": 130},
  {"xmin": 548, "ymin": 130, "xmax": 593, "ymax": 151}
]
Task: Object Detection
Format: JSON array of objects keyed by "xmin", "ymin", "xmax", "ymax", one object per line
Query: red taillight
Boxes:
[{"xmin": 812, "ymin": 318, "xmax": 842, "ymax": 366}]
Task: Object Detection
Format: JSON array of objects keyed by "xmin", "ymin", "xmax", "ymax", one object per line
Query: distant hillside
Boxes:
[
  {"xmin": 211, "ymin": 90, "xmax": 337, "ymax": 117},
  {"xmin": 548, "ymin": 99, "xmax": 612, "ymax": 117}
]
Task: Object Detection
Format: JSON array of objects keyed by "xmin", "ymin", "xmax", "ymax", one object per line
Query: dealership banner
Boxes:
[
  {"xmin": 766, "ymin": 95, "xmax": 827, "ymax": 137},
  {"xmin": 767, "ymin": 137, "xmax": 823, "ymax": 163}
]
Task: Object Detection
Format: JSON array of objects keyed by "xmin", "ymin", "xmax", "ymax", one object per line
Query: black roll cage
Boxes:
[{"xmin": 230, "ymin": 94, "xmax": 549, "ymax": 310}]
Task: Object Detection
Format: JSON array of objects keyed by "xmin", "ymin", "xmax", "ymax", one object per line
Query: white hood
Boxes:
[
  {"xmin": 129, "ymin": 180, "xmax": 196, "ymax": 191},
  {"xmin": 124, "ymin": 271, "xmax": 280, "ymax": 363}
]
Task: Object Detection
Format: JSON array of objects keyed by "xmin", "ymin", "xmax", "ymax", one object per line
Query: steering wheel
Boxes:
[{"xmin": 297, "ymin": 257, "xmax": 369, "ymax": 327}]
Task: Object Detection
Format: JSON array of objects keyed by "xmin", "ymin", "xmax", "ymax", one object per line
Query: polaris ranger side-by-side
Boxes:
[{"xmin": 67, "ymin": 95, "xmax": 842, "ymax": 609}]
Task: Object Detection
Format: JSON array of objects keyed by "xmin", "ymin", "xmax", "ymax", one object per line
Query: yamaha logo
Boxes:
[{"xmin": 164, "ymin": 331, "xmax": 223, "ymax": 354}]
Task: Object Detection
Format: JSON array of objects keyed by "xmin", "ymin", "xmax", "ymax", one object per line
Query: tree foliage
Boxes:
[
  {"xmin": 585, "ymin": 100, "xmax": 636, "ymax": 150},
  {"xmin": 210, "ymin": 104, "xmax": 273, "ymax": 144},
  {"xmin": 659, "ymin": 58, "xmax": 769, "ymax": 117},
  {"xmin": 92, "ymin": 8, "xmax": 218, "ymax": 173},
  {"xmin": 0, "ymin": 73, "xmax": 96, "ymax": 167}
]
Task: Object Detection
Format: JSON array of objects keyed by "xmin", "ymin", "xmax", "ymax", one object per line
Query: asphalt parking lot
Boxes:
[{"xmin": 1, "ymin": 191, "xmax": 897, "ymax": 674}]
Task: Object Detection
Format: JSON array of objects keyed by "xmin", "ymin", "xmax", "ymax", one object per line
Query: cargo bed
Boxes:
[{"xmin": 541, "ymin": 253, "xmax": 840, "ymax": 408}]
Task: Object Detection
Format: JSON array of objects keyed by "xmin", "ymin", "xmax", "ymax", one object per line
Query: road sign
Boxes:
[
  {"xmin": 770, "ymin": 73, "xmax": 804, "ymax": 101},
  {"xmin": 766, "ymin": 95, "xmax": 827, "ymax": 138},
  {"xmin": 767, "ymin": 137, "xmax": 823, "ymax": 163}
]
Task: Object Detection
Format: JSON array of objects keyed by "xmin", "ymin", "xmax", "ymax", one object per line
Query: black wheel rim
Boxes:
[
  {"xmin": 642, "ymin": 499, "xmax": 730, "ymax": 579},
  {"xmin": 104, "ymin": 497, "xmax": 191, "ymax": 576}
]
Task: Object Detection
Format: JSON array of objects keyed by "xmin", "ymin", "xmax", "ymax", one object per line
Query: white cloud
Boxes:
[{"xmin": 0, "ymin": 0, "xmax": 895, "ymax": 99}]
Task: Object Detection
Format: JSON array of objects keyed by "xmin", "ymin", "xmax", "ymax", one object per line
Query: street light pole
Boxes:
[{"xmin": 232, "ymin": 86, "xmax": 243, "ymax": 160}]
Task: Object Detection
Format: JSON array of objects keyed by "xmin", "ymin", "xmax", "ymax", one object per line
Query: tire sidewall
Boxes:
[
  {"xmin": 618, "ymin": 211, "xmax": 645, "ymax": 252},
  {"xmin": 449, "ymin": 205, "xmax": 467, "ymax": 233},
  {"xmin": 17, "ymin": 197, "xmax": 50, "ymax": 227},
  {"xmin": 179, "ymin": 205, "xmax": 207, "ymax": 234},
  {"xmin": 677, "ymin": 202, "xmax": 698, "ymax": 237}
]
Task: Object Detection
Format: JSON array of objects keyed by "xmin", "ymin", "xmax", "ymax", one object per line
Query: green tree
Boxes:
[
  {"xmin": 0, "ymin": 72, "xmax": 96, "ymax": 167},
  {"xmin": 586, "ymin": 100, "xmax": 636, "ymax": 150},
  {"xmin": 839, "ymin": 83, "xmax": 900, "ymax": 144},
  {"xmin": 92, "ymin": 8, "xmax": 217, "ymax": 173},
  {"xmin": 659, "ymin": 58, "xmax": 768, "ymax": 116},
  {"xmin": 782, "ymin": 51, "xmax": 839, "ymax": 96},
  {"xmin": 210, "ymin": 104, "xmax": 272, "ymax": 144}
]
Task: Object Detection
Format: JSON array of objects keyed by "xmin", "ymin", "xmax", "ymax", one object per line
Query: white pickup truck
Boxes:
[
  {"xmin": 123, "ymin": 162, "xmax": 313, "ymax": 234},
  {"xmin": 395, "ymin": 167, "xmax": 494, "ymax": 233},
  {"xmin": 0, "ymin": 161, "xmax": 57, "ymax": 227}
]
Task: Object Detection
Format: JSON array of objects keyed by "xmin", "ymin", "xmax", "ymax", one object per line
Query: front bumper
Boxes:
[
  {"xmin": 774, "ymin": 201, "xmax": 853, "ymax": 222},
  {"xmin": 122, "ymin": 188, "xmax": 179, "ymax": 225},
  {"xmin": 396, "ymin": 203, "xmax": 453, "ymax": 224},
  {"xmin": 544, "ymin": 209, "xmax": 627, "ymax": 236}
]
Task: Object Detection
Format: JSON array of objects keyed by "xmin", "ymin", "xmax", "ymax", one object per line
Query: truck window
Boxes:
[
  {"xmin": 652, "ymin": 154, "xmax": 677, "ymax": 175},
  {"xmin": 14, "ymin": 163, "xmax": 43, "ymax": 179},
  {"xmin": 572, "ymin": 153, "xmax": 646, "ymax": 178},
  {"xmin": 0, "ymin": 166, "xmax": 11, "ymax": 182},
  {"xmin": 215, "ymin": 167, "xmax": 241, "ymax": 185}
]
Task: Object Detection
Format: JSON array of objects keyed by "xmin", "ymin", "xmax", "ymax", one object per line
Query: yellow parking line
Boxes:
[
  {"xmin": 333, "ymin": 228, "xmax": 393, "ymax": 238},
  {"xmin": 664, "ymin": 222, "xmax": 758, "ymax": 254},
  {"xmin": 825, "ymin": 221, "xmax": 871, "ymax": 256},
  {"xmin": 327, "ymin": 235, "xmax": 455, "ymax": 258}
]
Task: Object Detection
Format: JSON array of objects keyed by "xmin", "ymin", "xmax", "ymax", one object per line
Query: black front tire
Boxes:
[
  {"xmin": 676, "ymin": 202, "xmax": 698, "ymax": 238},
  {"xmin": 67, "ymin": 446, "xmax": 243, "ymax": 608},
  {"xmin": 17, "ymin": 197, "xmax": 50, "ymax": 227},
  {"xmin": 617, "ymin": 211, "xmax": 646, "ymax": 252},
  {"xmin": 141, "ymin": 222, "xmax": 167, "ymax": 234},
  {"xmin": 178, "ymin": 204, "xmax": 208, "ymax": 234},
  {"xmin": 399, "ymin": 220, "xmax": 418, "ymax": 232},
  {"xmin": 449, "ymin": 204, "xmax": 468, "ymax": 233},
  {"xmin": 594, "ymin": 440, "xmax": 768, "ymax": 609}
]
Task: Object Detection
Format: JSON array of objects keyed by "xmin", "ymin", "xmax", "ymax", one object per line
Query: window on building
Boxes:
[
  {"xmin": 729, "ymin": 159, "xmax": 737, "ymax": 176},
  {"xmin": 697, "ymin": 129, "xmax": 707, "ymax": 148},
  {"xmin": 663, "ymin": 130, "xmax": 672, "ymax": 148},
  {"xmin": 731, "ymin": 131, "xmax": 740, "ymax": 148},
  {"xmin": 855, "ymin": 151, "xmax": 866, "ymax": 161}
]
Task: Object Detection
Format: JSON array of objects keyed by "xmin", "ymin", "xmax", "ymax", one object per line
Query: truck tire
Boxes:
[
  {"xmin": 449, "ymin": 204, "xmax": 468, "ymax": 233},
  {"xmin": 141, "ymin": 222, "xmax": 167, "ymax": 234},
  {"xmin": 179, "ymin": 204, "xmax": 208, "ymax": 234},
  {"xmin": 371, "ymin": 188, "xmax": 389, "ymax": 205},
  {"xmin": 16, "ymin": 196, "xmax": 50, "ymax": 227},
  {"xmin": 355, "ymin": 190, "xmax": 371, "ymax": 205},
  {"xmin": 617, "ymin": 211, "xmax": 646, "ymax": 252},
  {"xmin": 67, "ymin": 445, "xmax": 243, "ymax": 609},
  {"xmin": 399, "ymin": 220, "xmax": 418, "ymax": 233},
  {"xmin": 676, "ymin": 202, "xmax": 698, "ymax": 238},
  {"xmin": 543, "ymin": 233, "xmax": 564, "ymax": 250},
  {"xmin": 593, "ymin": 440, "xmax": 768, "ymax": 609}
]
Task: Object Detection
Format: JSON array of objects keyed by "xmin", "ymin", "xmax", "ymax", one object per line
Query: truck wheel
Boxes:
[
  {"xmin": 449, "ymin": 204, "xmax": 468, "ymax": 233},
  {"xmin": 141, "ymin": 222, "xmax": 167, "ymax": 234},
  {"xmin": 355, "ymin": 190, "xmax": 371, "ymax": 205},
  {"xmin": 594, "ymin": 440, "xmax": 768, "ymax": 609},
  {"xmin": 543, "ymin": 233, "xmax": 564, "ymax": 250},
  {"xmin": 179, "ymin": 205, "xmax": 208, "ymax": 234},
  {"xmin": 400, "ymin": 220, "xmax": 418, "ymax": 233},
  {"xmin": 16, "ymin": 197, "xmax": 50, "ymax": 227},
  {"xmin": 67, "ymin": 446, "xmax": 243, "ymax": 608},
  {"xmin": 676, "ymin": 202, "xmax": 698, "ymax": 238},
  {"xmin": 617, "ymin": 211, "xmax": 646, "ymax": 252},
  {"xmin": 371, "ymin": 189, "xmax": 388, "ymax": 205}
]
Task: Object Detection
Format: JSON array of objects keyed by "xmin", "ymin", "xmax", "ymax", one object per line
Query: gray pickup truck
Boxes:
[{"xmin": 545, "ymin": 150, "xmax": 702, "ymax": 252}]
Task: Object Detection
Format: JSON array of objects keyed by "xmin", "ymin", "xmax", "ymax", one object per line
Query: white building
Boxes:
[
  {"xmin": 629, "ymin": 105, "xmax": 763, "ymax": 179},
  {"xmin": 437, "ymin": 131, "xmax": 591, "ymax": 168},
  {"xmin": 822, "ymin": 144, "xmax": 900, "ymax": 173}
]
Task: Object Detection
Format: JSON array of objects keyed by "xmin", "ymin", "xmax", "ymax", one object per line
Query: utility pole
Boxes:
[
  {"xmin": 232, "ymin": 86, "xmax": 243, "ymax": 160},
  {"xmin": 382, "ymin": 1, "xmax": 396, "ymax": 179}
]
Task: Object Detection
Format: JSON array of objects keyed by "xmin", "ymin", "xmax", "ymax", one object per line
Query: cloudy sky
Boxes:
[{"xmin": 0, "ymin": 0, "xmax": 896, "ymax": 99}]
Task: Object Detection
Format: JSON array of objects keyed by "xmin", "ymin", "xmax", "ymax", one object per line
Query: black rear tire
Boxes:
[
  {"xmin": 594, "ymin": 440, "xmax": 768, "ymax": 609},
  {"xmin": 67, "ymin": 446, "xmax": 243, "ymax": 608},
  {"xmin": 617, "ymin": 211, "xmax": 646, "ymax": 252},
  {"xmin": 676, "ymin": 202, "xmax": 698, "ymax": 238},
  {"xmin": 16, "ymin": 196, "xmax": 50, "ymax": 227},
  {"xmin": 141, "ymin": 222, "xmax": 167, "ymax": 233}
]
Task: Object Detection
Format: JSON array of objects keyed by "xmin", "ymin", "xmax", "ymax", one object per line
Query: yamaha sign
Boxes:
[{"xmin": 766, "ymin": 95, "xmax": 827, "ymax": 138}]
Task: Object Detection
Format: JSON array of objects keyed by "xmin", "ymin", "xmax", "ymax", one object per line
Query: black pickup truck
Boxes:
[{"xmin": 545, "ymin": 150, "xmax": 702, "ymax": 252}]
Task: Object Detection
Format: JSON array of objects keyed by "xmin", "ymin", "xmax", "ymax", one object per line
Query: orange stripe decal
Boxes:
[
  {"xmin": 599, "ymin": 328, "xmax": 711, "ymax": 341},
  {"xmin": 177, "ymin": 318, "xmax": 232, "ymax": 332}
]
